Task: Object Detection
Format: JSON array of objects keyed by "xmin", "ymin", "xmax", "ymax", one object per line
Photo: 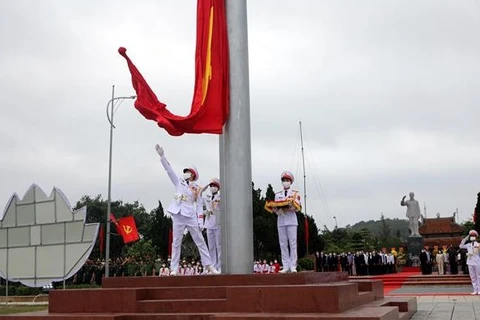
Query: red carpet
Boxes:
[
  {"xmin": 350, "ymin": 271, "xmax": 420, "ymax": 295},
  {"xmin": 375, "ymin": 272, "xmax": 420, "ymax": 294},
  {"xmin": 400, "ymin": 266, "xmax": 420, "ymax": 273},
  {"xmin": 387, "ymin": 292, "xmax": 472, "ymax": 296}
]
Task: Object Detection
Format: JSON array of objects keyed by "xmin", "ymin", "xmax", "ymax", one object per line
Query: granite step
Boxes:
[
  {"xmin": 209, "ymin": 306, "xmax": 401, "ymax": 319},
  {"xmin": 102, "ymin": 272, "xmax": 348, "ymax": 289},
  {"xmin": 144, "ymin": 286, "xmax": 227, "ymax": 300},
  {"xmin": 136, "ymin": 298, "xmax": 227, "ymax": 313}
]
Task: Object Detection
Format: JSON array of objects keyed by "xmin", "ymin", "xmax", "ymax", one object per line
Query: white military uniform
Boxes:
[
  {"xmin": 274, "ymin": 187, "xmax": 301, "ymax": 272},
  {"xmin": 160, "ymin": 155, "xmax": 213, "ymax": 273},
  {"xmin": 203, "ymin": 192, "xmax": 221, "ymax": 271},
  {"xmin": 460, "ymin": 234, "xmax": 480, "ymax": 294}
]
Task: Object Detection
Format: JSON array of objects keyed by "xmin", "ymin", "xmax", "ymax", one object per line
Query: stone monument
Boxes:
[
  {"xmin": 401, "ymin": 192, "xmax": 424, "ymax": 257},
  {"xmin": 0, "ymin": 184, "xmax": 99, "ymax": 288}
]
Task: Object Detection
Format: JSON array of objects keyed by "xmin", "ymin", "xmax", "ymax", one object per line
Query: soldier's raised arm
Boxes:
[{"xmin": 156, "ymin": 144, "xmax": 180, "ymax": 186}]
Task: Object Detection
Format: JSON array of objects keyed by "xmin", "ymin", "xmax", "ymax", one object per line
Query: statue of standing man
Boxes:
[{"xmin": 401, "ymin": 192, "xmax": 421, "ymax": 237}]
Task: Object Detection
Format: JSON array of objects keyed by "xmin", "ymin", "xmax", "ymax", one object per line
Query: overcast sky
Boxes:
[{"xmin": 1, "ymin": 0, "xmax": 480, "ymax": 230}]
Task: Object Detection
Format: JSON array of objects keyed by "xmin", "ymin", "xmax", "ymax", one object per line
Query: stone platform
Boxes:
[{"xmin": 0, "ymin": 272, "xmax": 417, "ymax": 319}]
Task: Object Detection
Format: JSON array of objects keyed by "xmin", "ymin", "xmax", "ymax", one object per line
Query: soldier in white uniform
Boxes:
[
  {"xmin": 155, "ymin": 144, "xmax": 219, "ymax": 276},
  {"xmin": 272, "ymin": 171, "xmax": 302, "ymax": 273},
  {"xmin": 459, "ymin": 230, "xmax": 480, "ymax": 294},
  {"xmin": 202, "ymin": 178, "xmax": 222, "ymax": 272}
]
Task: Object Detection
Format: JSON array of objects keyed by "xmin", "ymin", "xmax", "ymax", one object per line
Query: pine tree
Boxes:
[
  {"xmin": 474, "ymin": 192, "xmax": 480, "ymax": 232},
  {"xmin": 396, "ymin": 229, "xmax": 401, "ymax": 239},
  {"xmin": 379, "ymin": 213, "xmax": 391, "ymax": 244},
  {"xmin": 149, "ymin": 201, "xmax": 172, "ymax": 260}
]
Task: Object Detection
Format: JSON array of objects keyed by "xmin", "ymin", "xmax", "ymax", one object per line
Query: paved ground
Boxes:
[
  {"xmin": 412, "ymin": 296, "xmax": 480, "ymax": 320},
  {"xmin": 388, "ymin": 285, "xmax": 473, "ymax": 295}
]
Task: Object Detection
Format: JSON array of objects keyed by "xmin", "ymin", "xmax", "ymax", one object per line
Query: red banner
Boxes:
[
  {"xmin": 304, "ymin": 216, "xmax": 309, "ymax": 249},
  {"xmin": 110, "ymin": 214, "xmax": 140, "ymax": 244},
  {"xmin": 99, "ymin": 224, "xmax": 105, "ymax": 256},
  {"xmin": 168, "ymin": 228, "xmax": 173, "ymax": 257},
  {"xmin": 118, "ymin": 0, "xmax": 229, "ymax": 136}
]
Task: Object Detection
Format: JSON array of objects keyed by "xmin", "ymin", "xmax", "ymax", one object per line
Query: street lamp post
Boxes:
[
  {"xmin": 105, "ymin": 85, "xmax": 136, "ymax": 278},
  {"xmin": 333, "ymin": 216, "xmax": 338, "ymax": 229}
]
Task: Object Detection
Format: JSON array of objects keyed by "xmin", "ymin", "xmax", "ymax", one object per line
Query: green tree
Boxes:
[
  {"xmin": 304, "ymin": 214, "xmax": 324, "ymax": 254},
  {"xmin": 379, "ymin": 213, "xmax": 391, "ymax": 244},
  {"xmin": 180, "ymin": 232, "xmax": 199, "ymax": 262},
  {"xmin": 265, "ymin": 184, "xmax": 275, "ymax": 201},
  {"xmin": 350, "ymin": 231, "xmax": 365, "ymax": 252},
  {"xmin": 252, "ymin": 183, "xmax": 279, "ymax": 260},
  {"xmin": 474, "ymin": 192, "xmax": 480, "ymax": 232},
  {"xmin": 124, "ymin": 239, "xmax": 156, "ymax": 259},
  {"xmin": 359, "ymin": 228, "xmax": 374, "ymax": 251},
  {"xmin": 149, "ymin": 202, "xmax": 172, "ymax": 259},
  {"xmin": 73, "ymin": 195, "xmax": 151, "ymax": 260},
  {"xmin": 464, "ymin": 220, "xmax": 475, "ymax": 236},
  {"xmin": 349, "ymin": 218, "xmax": 408, "ymax": 239},
  {"xmin": 396, "ymin": 229, "xmax": 401, "ymax": 239},
  {"xmin": 322, "ymin": 227, "xmax": 350, "ymax": 253}
]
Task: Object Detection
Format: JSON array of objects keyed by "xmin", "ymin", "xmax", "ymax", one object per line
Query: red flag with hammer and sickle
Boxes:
[{"xmin": 110, "ymin": 214, "xmax": 140, "ymax": 244}]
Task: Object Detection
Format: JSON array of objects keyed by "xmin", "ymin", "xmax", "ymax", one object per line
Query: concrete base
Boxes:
[
  {"xmin": 407, "ymin": 236, "xmax": 424, "ymax": 257},
  {"xmin": 0, "ymin": 272, "xmax": 417, "ymax": 319}
]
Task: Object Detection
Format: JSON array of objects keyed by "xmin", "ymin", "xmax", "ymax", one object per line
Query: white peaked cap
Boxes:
[
  {"xmin": 183, "ymin": 166, "xmax": 199, "ymax": 181},
  {"xmin": 281, "ymin": 171, "xmax": 294, "ymax": 183},
  {"xmin": 209, "ymin": 178, "xmax": 221, "ymax": 188}
]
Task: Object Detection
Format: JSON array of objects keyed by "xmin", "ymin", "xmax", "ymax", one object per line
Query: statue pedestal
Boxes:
[{"xmin": 407, "ymin": 236, "xmax": 424, "ymax": 257}]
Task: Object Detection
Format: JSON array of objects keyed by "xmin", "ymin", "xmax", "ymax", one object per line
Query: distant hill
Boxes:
[{"xmin": 346, "ymin": 218, "xmax": 409, "ymax": 240}]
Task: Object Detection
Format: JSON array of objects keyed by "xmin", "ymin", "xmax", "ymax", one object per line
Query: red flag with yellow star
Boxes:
[{"xmin": 119, "ymin": 0, "xmax": 229, "ymax": 136}]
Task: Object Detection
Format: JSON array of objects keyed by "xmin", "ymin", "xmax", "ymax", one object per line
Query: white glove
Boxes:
[
  {"xmin": 198, "ymin": 222, "xmax": 204, "ymax": 231},
  {"xmin": 155, "ymin": 144, "xmax": 164, "ymax": 157}
]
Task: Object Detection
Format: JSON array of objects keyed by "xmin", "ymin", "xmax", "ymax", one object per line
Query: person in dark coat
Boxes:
[
  {"xmin": 419, "ymin": 248, "xmax": 429, "ymax": 275},
  {"xmin": 340, "ymin": 253, "xmax": 349, "ymax": 272},
  {"xmin": 460, "ymin": 249, "xmax": 468, "ymax": 274},
  {"xmin": 354, "ymin": 252, "xmax": 363, "ymax": 275},
  {"xmin": 447, "ymin": 245, "xmax": 458, "ymax": 275}
]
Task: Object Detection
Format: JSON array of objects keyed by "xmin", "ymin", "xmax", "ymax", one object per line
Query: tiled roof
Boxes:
[
  {"xmin": 423, "ymin": 236, "xmax": 464, "ymax": 248},
  {"xmin": 419, "ymin": 216, "xmax": 464, "ymax": 235}
]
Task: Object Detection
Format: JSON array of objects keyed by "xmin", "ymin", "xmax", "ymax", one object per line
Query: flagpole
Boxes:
[
  {"xmin": 299, "ymin": 121, "xmax": 308, "ymax": 254},
  {"xmin": 105, "ymin": 85, "xmax": 115, "ymax": 278},
  {"xmin": 221, "ymin": 0, "xmax": 253, "ymax": 274},
  {"xmin": 105, "ymin": 86, "xmax": 136, "ymax": 277}
]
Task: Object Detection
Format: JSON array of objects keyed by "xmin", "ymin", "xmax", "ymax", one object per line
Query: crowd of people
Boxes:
[
  {"xmin": 314, "ymin": 251, "xmax": 397, "ymax": 276},
  {"xmin": 253, "ymin": 259, "xmax": 282, "ymax": 273},
  {"xmin": 70, "ymin": 256, "xmax": 293, "ymax": 286},
  {"xmin": 65, "ymin": 244, "xmax": 475, "ymax": 289},
  {"xmin": 418, "ymin": 245, "xmax": 467, "ymax": 275},
  {"xmin": 71, "ymin": 256, "xmax": 214, "ymax": 285}
]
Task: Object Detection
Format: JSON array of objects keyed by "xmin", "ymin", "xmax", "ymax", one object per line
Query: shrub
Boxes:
[
  {"xmin": 298, "ymin": 257, "xmax": 314, "ymax": 271},
  {"xmin": 15, "ymin": 286, "xmax": 42, "ymax": 296},
  {"xmin": 0, "ymin": 285, "xmax": 16, "ymax": 296},
  {"xmin": 63, "ymin": 284, "xmax": 99, "ymax": 290}
]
